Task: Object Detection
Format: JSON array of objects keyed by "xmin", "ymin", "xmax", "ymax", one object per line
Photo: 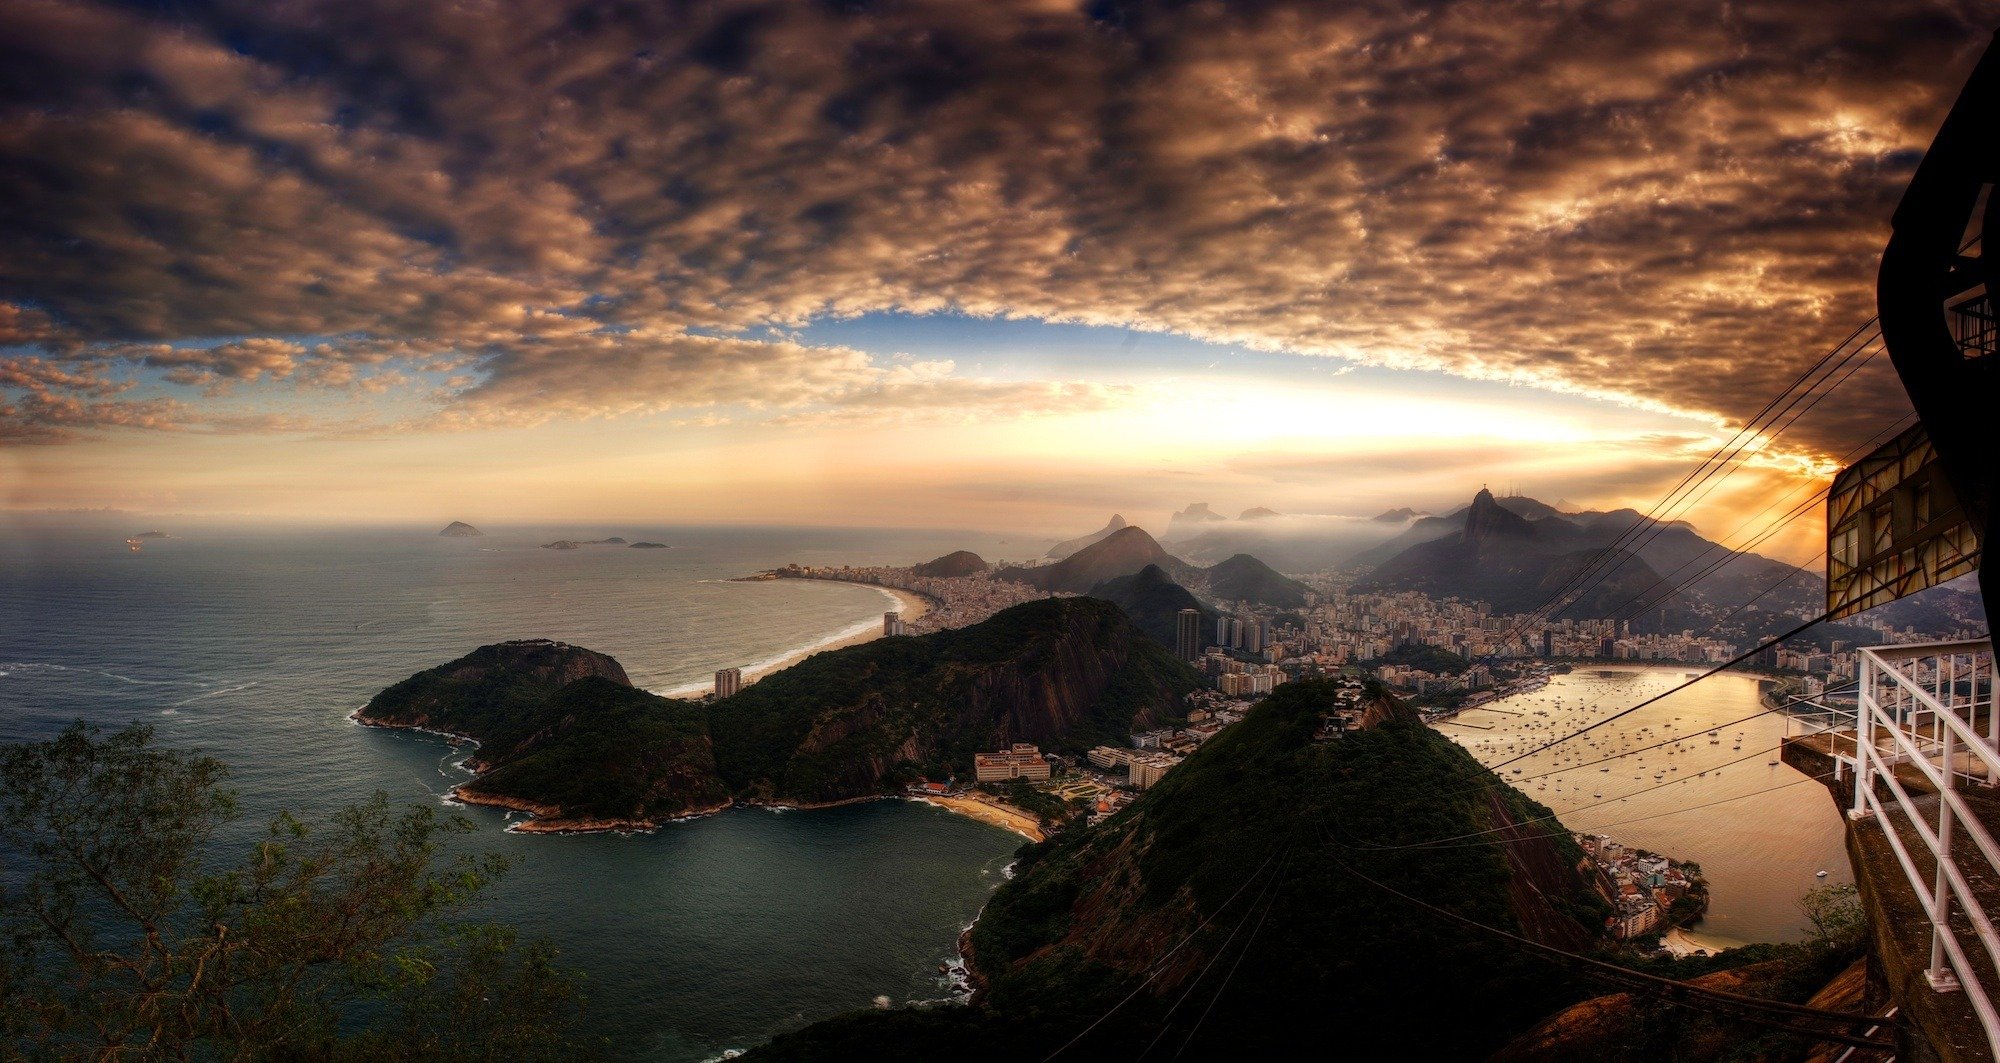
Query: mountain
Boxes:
[
  {"xmin": 1356, "ymin": 489, "xmax": 1663, "ymax": 617},
  {"xmin": 748, "ymin": 679, "xmax": 1605, "ymax": 1060},
  {"xmin": 1238, "ymin": 506, "xmax": 1281, "ymax": 521},
  {"xmin": 998, "ymin": 526, "xmax": 1199, "ymax": 593},
  {"xmin": 1164, "ymin": 502, "xmax": 1227, "ymax": 539},
  {"xmin": 1373, "ymin": 507, "xmax": 1419, "ymax": 522},
  {"xmin": 1205, "ymin": 552, "xmax": 1311, "ymax": 609},
  {"xmin": 1085, "ymin": 564, "xmax": 1216, "ymax": 650},
  {"xmin": 438, "ymin": 521, "xmax": 483, "ymax": 537},
  {"xmin": 712, "ymin": 597, "xmax": 1197, "ymax": 803},
  {"xmin": 1045, "ymin": 515, "xmax": 1127, "ymax": 559},
  {"xmin": 357, "ymin": 600, "xmax": 1199, "ymax": 828},
  {"xmin": 913, "ymin": 550, "xmax": 988, "ymax": 578},
  {"xmin": 351, "ymin": 641, "xmax": 723, "ymax": 832}
]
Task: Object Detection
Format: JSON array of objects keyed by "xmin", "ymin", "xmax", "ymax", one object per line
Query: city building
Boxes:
[
  {"xmin": 1087, "ymin": 746, "xmax": 1133, "ymax": 771},
  {"xmin": 1176, "ymin": 607, "xmax": 1202, "ymax": 661},
  {"xmin": 1128, "ymin": 752, "xmax": 1175, "ymax": 790},
  {"xmin": 974, "ymin": 743, "xmax": 1051, "ymax": 783},
  {"xmin": 714, "ymin": 667, "xmax": 742, "ymax": 698},
  {"xmin": 883, "ymin": 611, "xmax": 905, "ymax": 636}
]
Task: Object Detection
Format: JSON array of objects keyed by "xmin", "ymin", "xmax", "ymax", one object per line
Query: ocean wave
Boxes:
[
  {"xmin": 0, "ymin": 661, "xmax": 195, "ymax": 687},
  {"xmin": 169, "ymin": 680, "xmax": 258, "ymax": 707}
]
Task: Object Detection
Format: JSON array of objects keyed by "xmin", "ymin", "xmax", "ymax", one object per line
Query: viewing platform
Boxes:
[{"xmin": 1782, "ymin": 639, "xmax": 1998, "ymax": 1062}]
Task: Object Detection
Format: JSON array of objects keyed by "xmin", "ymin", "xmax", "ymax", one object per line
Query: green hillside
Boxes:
[{"xmin": 750, "ymin": 679, "xmax": 1606, "ymax": 1060}]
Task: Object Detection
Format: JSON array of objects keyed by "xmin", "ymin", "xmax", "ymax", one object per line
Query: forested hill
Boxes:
[
  {"xmin": 748, "ymin": 679, "xmax": 1608, "ymax": 1061},
  {"xmin": 358, "ymin": 599, "xmax": 1198, "ymax": 828},
  {"xmin": 709, "ymin": 596, "xmax": 1197, "ymax": 803}
]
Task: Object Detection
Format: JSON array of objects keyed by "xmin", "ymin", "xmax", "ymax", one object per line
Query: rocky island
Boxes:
[
  {"xmin": 541, "ymin": 537, "xmax": 627, "ymax": 549},
  {"xmin": 438, "ymin": 521, "xmax": 483, "ymax": 537},
  {"xmin": 356, "ymin": 598, "xmax": 1197, "ymax": 831}
]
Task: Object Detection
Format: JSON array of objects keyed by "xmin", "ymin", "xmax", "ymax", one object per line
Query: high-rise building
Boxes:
[
  {"xmin": 884, "ymin": 611, "xmax": 905, "ymax": 636},
  {"xmin": 1176, "ymin": 608, "xmax": 1202, "ymax": 660},
  {"xmin": 1243, "ymin": 619, "xmax": 1267, "ymax": 655},
  {"xmin": 715, "ymin": 667, "xmax": 742, "ymax": 698},
  {"xmin": 1541, "ymin": 629, "xmax": 1554, "ymax": 658}
]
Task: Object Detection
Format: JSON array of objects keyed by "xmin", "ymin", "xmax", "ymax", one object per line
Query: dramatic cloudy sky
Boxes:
[{"xmin": 1, "ymin": 0, "xmax": 1991, "ymax": 547}]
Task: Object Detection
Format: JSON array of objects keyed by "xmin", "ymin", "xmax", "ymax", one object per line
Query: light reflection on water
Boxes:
[{"xmin": 1443, "ymin": 665, "xmax": 1849, "ymax": 944}]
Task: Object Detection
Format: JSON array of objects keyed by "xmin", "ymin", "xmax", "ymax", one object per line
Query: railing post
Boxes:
[
  {"xmin": 1931, "ymin": 718, "xmax": 1963, "ymax": 992},
  {"xmin": 1854, "ymin": 652, "xmax": 1876, "ymax": 820}
]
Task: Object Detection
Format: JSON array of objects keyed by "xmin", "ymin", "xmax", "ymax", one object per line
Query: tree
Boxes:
[
  {"xmin": 1798, "ymin": 881, "xmax": 1867, "ymax": 954},
  {"xmin": 0, "ymin": 722, "xmax": 579, "ymax": 1060}
]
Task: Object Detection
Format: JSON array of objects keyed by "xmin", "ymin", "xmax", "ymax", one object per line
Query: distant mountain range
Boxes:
[
  {"xmin": 1352, "ymin": 488, "xmax": 1817, "ymax": 621},
  {"xmin": 1001, "ymin": 526, "xmax": 1202, "ymax": 594},
  {"xmin": 1164, "ymin": 502, "xmax": 1228, "ymax": 540},
  {"xmin": 998, "ymin": 526, "xmax": 1307, "ymax": 611},
  {"xmin": 1046, "ymin": 514, "xmax": 1126, "ymax": 559},
  {"xmin": 1354, "ymin": 489, "xmax": 1662, "ymax": 617}
]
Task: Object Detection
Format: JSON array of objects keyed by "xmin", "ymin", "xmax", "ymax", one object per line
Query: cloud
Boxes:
[{"xmin": 0, "ymin": 0, "xmax": 1986, "ymax": 451}]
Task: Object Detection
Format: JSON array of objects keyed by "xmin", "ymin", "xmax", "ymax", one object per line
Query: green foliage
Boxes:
[
  {"xmin": 1359, "ymin": 641, "xmax": 1471, "ymax": 676},
  {"xmin": 710, "ymin": 598, "xmax": 1200, "ymax": 803},
  {"xmin": 465, "ymin": 678, "xmax": 729, "ymax": 822},
  {"xmin": 1798, "ymin": 881, "xmax": 1866, "ymax": 955},
  {"xmin": 751, "ymin": 680, "xmax": 1607, "ymax": 1061},
  {"xmin": 0, "ymin": 722, "xmax": 579, "ymax": 1060}
]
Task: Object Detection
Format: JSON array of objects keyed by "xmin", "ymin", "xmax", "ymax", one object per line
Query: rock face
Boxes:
[
  {"xmin": 913, "ymin": 549, "xmax": 988, "ymax": 578},
  {"xmin": 358, "ymin": 602, "xmax": 1198, "ymax": 828},
  {"xmin": 1046, "ymin": 514, "xmax": 1129, "ymax": 559},
  {"xmin": 438, "ymin": 521, "xmax": 483, "ymax": 537}
]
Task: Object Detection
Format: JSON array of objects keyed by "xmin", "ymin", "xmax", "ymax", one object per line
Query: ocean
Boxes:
[{"xmin": 0, "ymin": 519, "xmax": 1036, "ymax": 1061}]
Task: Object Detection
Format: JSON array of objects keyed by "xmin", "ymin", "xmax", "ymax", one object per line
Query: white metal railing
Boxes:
[{"xmin": 1843, "ymin": 639, "xmax": 1999, "ymax": 1059}]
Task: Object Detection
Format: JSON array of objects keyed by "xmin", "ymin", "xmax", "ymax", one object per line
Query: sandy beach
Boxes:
[
  {"xmin": 1661, "ymin": 926, "xmax": 1744, "ymax": 958},
  {"xmin": 737, "ymin": 582, "xmax": 930, "ymax": 684},
  {"xmin": 916, "ymin": 794, "xmax": 1045, "ymax": 842},
  {"xmin": 661, "ymin": 580, "xmax": 931, "ymax": 697}
]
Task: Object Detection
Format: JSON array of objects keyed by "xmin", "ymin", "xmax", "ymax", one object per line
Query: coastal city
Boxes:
[{"xmin": 744, "ymin": 561, "xmax": 1985, "ymax": 712}]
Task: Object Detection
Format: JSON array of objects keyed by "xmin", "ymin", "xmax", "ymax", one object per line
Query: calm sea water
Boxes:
[
  {"xmin": 1445, "ymin": 666, "xmax": 1851, "ymax": 945},
  {"xmin": 0, "ymin": 519, "xmax": 1035, "ymax": 1061}
]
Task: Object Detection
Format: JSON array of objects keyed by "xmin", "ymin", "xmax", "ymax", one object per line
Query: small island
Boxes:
[
  {"xmin": 132, "ymin": 529, "xmax": 172, "ymax": 539},
  {"xmin": 438, "ymin": 521, "xmax": 483, "ymax": 537},
  {"xmin": 541, "ymin": 537, "xmax": 627, "ymax": 549},
  {"xmin": 628, "ymin": 541, "xmax": 669, "ymax": 549}
]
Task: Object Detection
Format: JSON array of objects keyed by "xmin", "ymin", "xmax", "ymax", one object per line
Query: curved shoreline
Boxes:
[
  {"xmin": 913, "ymin": 794, "xmax": 1045, "ymax": 843},
  {"xmin": 658, "ymin": 581, "xmax": 931, "ymax": 697}
]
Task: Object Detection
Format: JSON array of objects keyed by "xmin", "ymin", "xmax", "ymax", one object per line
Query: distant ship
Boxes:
[{"xmin": 124, "ymin": 538, "xmax": 143, "ymax": 553}]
